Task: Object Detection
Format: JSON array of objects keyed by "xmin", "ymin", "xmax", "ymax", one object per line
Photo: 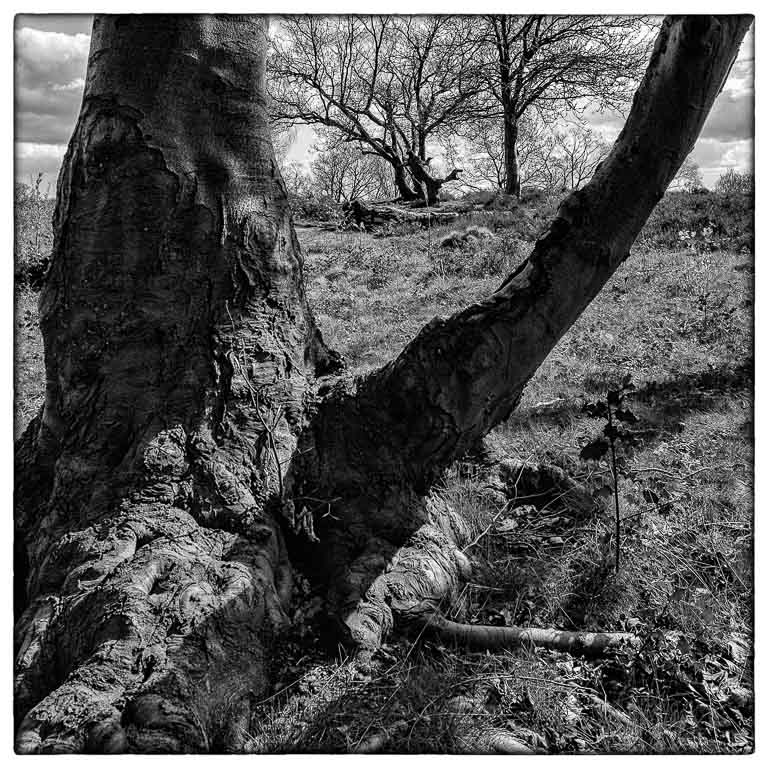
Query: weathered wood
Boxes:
[{"xmin": 342, "ymin": 199, "xmax": 460, "ymax": 229}]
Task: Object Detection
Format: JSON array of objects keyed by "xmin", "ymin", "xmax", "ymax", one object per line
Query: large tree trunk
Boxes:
[
  {"xmin": 15, "ymin": 14, "xmax": 750, "ymax": 753},
  {"xmin": 392, "ymin": 162, "xmax": 420, "ymax": 202},
  {"xmin": 14, "ymin": 15, "xmax": 336, "ymax": 752},
  {"xmin": 405, "ymin": 150, "xmax": 462, "ymax": 205}
]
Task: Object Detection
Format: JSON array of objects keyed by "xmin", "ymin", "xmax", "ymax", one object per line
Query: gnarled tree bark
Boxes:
[{"xmin": 15, "ymin": 13, "xmax": 750, "ymax": 753}]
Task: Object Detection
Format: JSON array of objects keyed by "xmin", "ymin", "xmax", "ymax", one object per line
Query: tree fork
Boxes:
[{"xmin": 289, "ymin": 13, "xmax": 751, "ymax": 653}]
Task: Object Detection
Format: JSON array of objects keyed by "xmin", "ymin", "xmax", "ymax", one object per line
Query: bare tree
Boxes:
[
  {"xmin": 269, "ymin": 15, "xmax": 483, "ymax": 204},
  {"xmin": 479, "ymin": 15, "xmax": 654, "ymax": 197},
  {"xmin": 458, "ymin": 112, "xmax": 555, "ymax": 191},
  {"xmin": 459, "ymin": 117, "xmax": 607, "ymax": 194},
  {"xmin": 311, "ymin": 129, "xmax": 396, "ymax": 202},
  {"xmin": 545, "ymin": 123, "xmax": 610, "ymax": 191},
  {"xmin": 281, "ymin": 160, "xmax": 313, "ymax": 198},
  {"xmin": 669, "ymin": 155, "xmax": 705, "ymax": 191},
  {"xmin": 14, "ymin": 14, "xmax": 750, "ymax": 753}
]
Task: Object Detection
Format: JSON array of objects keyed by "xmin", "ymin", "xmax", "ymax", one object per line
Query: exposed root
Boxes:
[
  {"xmin": 444, "ymin": 686, "xmax": 540, "ymax": 754},
  {"xmin": 15, "ymin": 426, "xmax": 290, "ymax": 753},
  {"xmin": 459, "ymin": 728, "xmax": 537, "ymax": 754},
  {"xmin": 340, "ymin": 462, "xmax": 634, "ymax": 662}
]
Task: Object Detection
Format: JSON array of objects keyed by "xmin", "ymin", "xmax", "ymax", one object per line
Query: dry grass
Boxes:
[{"xmin": 15, "ymin": 201, "xmax": 753, "ymax": 753}]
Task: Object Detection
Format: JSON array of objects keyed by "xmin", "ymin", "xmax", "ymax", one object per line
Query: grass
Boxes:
[{"xmin": 15, "ymin": 190, "xmax": 753, "ymax": 753}]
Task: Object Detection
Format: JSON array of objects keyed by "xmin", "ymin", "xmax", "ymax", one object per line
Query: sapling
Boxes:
[{"xmin": 580, "ymin": 374, "xmax": 640, "ymax": 572}]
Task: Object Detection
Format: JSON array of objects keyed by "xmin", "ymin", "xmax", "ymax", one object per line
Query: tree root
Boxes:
[
  {"xmin": 15, "ymin": 426, "xmax": 291, "ymax": 753},
  {"xmin": 339, "ymin": 462, "xmax": 637, "ymax": 662}
]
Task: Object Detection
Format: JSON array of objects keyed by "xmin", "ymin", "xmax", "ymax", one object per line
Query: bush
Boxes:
[
  {"xmin": 15, "ymin": 175, "xmax": 55, "ymax": 287},
  {"xmin": 289, "ymin": 193, "xmax": 342, "ymax": 222},
  {"xmin": 715, "ymin": 169, "xmax": 754, "ymax": 196},
  {"xmin": 466, "ymin": 231, "xmax": 528, "ymax": 278}
]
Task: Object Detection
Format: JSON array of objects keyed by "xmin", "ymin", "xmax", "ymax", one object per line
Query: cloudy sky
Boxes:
[{"xmin": 14, "ymin": 14, "xmax": 754, "ymax": 194}]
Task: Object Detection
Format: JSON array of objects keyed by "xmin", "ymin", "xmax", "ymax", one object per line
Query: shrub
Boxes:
[
  {"xmin": 15, "ymin": 175, "xmax": 55, "ymax": 287},
  {"xmin": 715, "ymin": 169, "xmax": 754, "ymax": 196},
  {"xmin": 289, "ymin": 193, "xmax": 343, "ymax": 222},
  {"xmin": 466, "ymin": 232, "xmax": 528, "ymax": 278}
]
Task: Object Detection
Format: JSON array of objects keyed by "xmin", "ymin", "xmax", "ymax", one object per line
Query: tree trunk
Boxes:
[
  {"xmin": 392, "ymin": 162, "xmax": 420, "ymax": 202},
  {"xmin": 405, "ymin": 150, "xmax": 462, "ymax": 206},
  {"xmin": 503, "ymin": 109, "xmax": 520, "ymax": 197},
  {"xmin": 14, "ymin": 15, "xmax": 336, "ymax": 753},
  {"xmin": 342, "ymin": 199, "xmax": 459, "ymax": 230},
  {"xmin": 15, "ymin": 14, "xmax": 750, "ymax": 753}
]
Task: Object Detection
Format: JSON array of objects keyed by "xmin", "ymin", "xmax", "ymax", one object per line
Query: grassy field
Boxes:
[{"xmin": 14, "ymin": 194, "xmax": 753, "ymax": 753}]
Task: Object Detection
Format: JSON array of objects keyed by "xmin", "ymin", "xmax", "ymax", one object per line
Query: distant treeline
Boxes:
[{"xmin": 14, "ymin": 172, "xmax": 753, "ymax": 288}]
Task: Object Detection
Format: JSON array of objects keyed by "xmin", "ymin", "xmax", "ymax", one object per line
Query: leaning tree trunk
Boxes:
[{"xmin": 15, "ymin": 14, "xmax": 750, "ymax": 753}]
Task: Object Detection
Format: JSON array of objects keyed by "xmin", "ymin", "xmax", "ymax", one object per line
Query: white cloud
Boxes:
[
  {"xmin": 690, "ymin": 138, "xmax": 753, "ymax": 189},
  {"xmin": 16, "ymin": 142, "xmax": 66, "ymax": 160},
  {"xmin": 15, "ymin": 27, "xmax": 90, "ymax": 88},
  {"xmin": 700, "ymin": 90, "xmax": 754, "ymax": 143},
  {"xmin": 15, "ymin": 27, "xmax": 89, "ymax": 147}
]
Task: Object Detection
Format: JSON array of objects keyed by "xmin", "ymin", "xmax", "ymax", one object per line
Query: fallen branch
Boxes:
[
  {"xmin": 424, "ymin": 614, "xmax": 640, "ymax": 658},
  {"xmin": 342, "ymin": 199, "xmax": 460, "ymax": 229}
]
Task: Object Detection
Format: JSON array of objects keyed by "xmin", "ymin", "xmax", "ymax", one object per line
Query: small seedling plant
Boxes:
[{"xmin": 580, "ymin": 374, "xmax": 640, "ymax": 573}]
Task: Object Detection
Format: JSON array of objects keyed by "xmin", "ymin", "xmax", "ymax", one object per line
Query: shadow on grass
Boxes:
[{"xmin": 508, "ymin": 359, "xmax": 752, "ymax": 433}]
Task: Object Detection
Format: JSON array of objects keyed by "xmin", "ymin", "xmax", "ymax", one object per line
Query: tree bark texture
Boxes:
[{"xmin": 14, "ymin": 14, "xmax": 751, "ymax": 753}]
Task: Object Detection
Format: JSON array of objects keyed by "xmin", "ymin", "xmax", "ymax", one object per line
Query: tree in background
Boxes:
[
  {"xmin": 269, "ymin": 15, "xmax": 484, "ymax": 204},
  {"xmin": 14, "ymin": 14, "xmax": 750, "ymax": 753},
  {"xmin": 545, "ymin": 123, "xmax": 610, "ymax": 191},
  {"xmin": 459, "ymin": 118, "xmax": 608, "ymax": 194},
  {"xmin": 456, "ymin": 112, "xmax": 555, "ymax": 191},
  {"xmin": 478, "ymin": 15, "xmax": 653, "ymax": 197},
  {"xmin": 311, "ymin": 129, "xmax": 396, "ymax": 203},
  {"xmin": 669, "ymin": 156, "xmax": 705, "ymax": 192},
  {"xmin": 281, "ymin": 160, "xmax": 313, "ymax": 199}
]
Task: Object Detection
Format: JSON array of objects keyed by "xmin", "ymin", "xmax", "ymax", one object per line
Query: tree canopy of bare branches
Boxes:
[
  {"xmin": 478, "ymin": 15, "xmax": 654, "ymax": 196},
  {"xmin": 311, "ymin": 129, "xmax": 396, "ymax": 203},
  {"xmin": 269, "ymin": 15, "xmax": 484, "ymax": 204}
]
